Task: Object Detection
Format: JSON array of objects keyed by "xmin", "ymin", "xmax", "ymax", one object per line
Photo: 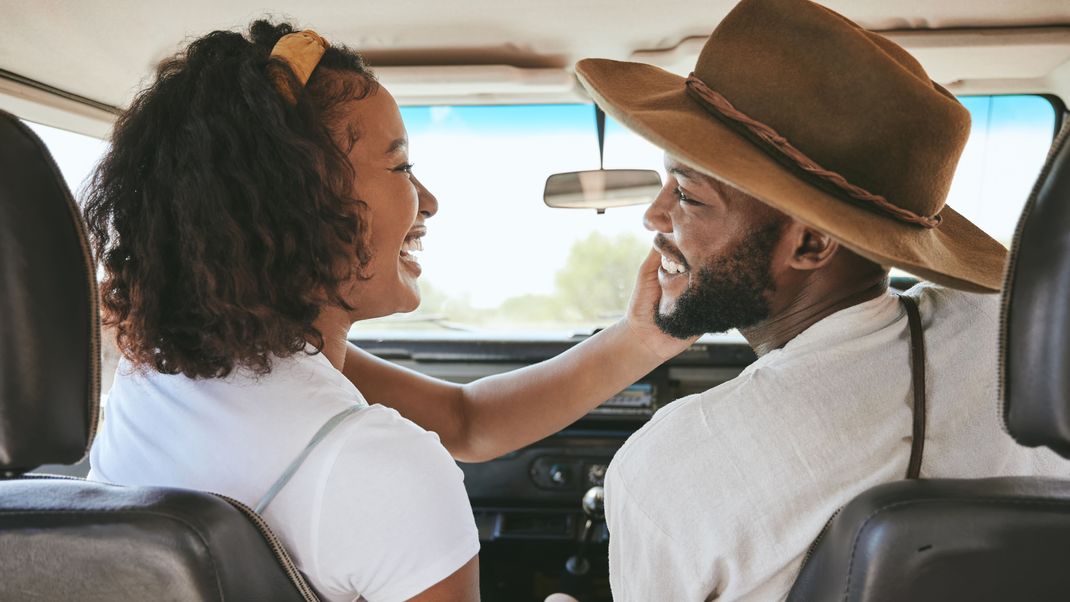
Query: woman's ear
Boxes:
[{"xmin": 785, "ymin": 223, "xmax": 840, "ymax": 272}]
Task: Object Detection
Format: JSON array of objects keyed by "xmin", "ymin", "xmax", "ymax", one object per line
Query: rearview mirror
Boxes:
[{"xmin": 544, "ymin": 169, "xmax": 662, "ymax": 213}]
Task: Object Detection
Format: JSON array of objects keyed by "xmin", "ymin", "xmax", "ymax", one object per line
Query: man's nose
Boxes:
[
  {"xmin": 412, "ymin": 175, "xmax": 439, "ymax": 218},
  {"xmin": 643, "ymin": 185, "xmax": 674, "ymax": 233}
]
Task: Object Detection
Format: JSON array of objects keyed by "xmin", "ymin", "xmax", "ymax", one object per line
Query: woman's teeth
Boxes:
[
  {"xmin": 660, "ymin": 254, "xmax": 687, "ymax": 274},
  {"xmin": 400, "ymin": 237, "xmax": 423, "ymax": 261}
]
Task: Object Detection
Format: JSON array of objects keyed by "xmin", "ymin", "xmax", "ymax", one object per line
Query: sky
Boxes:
[{"xmin": 26, "ymin": 95, "xmax": 1058, "ymax": 323}]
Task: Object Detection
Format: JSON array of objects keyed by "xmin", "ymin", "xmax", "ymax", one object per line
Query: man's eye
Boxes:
[{"xmin": 675, "ymin": 187, "xmax": 698, "ymax": 205}]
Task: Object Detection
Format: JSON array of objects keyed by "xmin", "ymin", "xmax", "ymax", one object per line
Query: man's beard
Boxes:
[{"xmin": 654, "ymin": 221, "xmax": 783, "ymax": 339}]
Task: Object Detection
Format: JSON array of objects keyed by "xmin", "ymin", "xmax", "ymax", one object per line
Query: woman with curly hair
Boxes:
[{"xmin": 85, "ymin": 20, "xmax": 689, "ymax": 601}]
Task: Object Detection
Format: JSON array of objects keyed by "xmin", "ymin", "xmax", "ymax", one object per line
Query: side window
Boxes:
[
  {"xmin": 947, "ymin": 95, "xmax": 1058, "ymax": 245},
  {"xmin": 21, "ymin": 121, "xmax": 117, "ymax": 396}
]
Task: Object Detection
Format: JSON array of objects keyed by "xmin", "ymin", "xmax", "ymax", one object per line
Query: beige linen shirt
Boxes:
[{"xmin": 605, "ymin": 284, "xmax": 1069, "ymax": 601}]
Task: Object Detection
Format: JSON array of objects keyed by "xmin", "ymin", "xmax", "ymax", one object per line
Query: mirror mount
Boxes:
[{"xmin": 595, "ymin": 104, "xmax": 606, "ymax": 171}]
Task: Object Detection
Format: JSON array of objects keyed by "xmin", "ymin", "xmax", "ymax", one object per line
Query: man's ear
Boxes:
[{"xmin": 785, "ymin": 223, "xmax": 839, "ymax": 271}]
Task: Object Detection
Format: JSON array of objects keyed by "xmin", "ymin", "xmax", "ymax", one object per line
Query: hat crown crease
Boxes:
[{"xmin": 691, "ymin": 0, "xmax": 971, "ymax": 220}]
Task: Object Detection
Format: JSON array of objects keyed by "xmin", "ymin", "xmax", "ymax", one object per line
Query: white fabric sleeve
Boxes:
[
  {"xmin": 605, "ymin": 464, "xmax": 714, "ymax": 602},
  {"xmin": 309, "ymin": 406, "xmax": 480, "ymax": 602}
]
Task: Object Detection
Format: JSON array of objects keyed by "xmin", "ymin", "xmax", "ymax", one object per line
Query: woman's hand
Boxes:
[{"xmin": 623, "ymin": 248, "xmax": 700, "ymax": 361}]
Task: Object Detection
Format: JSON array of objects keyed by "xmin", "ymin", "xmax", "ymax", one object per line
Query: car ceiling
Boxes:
[{"xmin": 2, "ymin": 0, "xmax": 1070, "ymax": 137}]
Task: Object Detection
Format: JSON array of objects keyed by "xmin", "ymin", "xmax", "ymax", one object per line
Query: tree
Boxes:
[
  {"xmin": 554, "ymin": 232, "xmax": 649, "ymax": 320},
  {"xmin": 498, "ymin": 293, "xmax": 572, "ymax": 323},
  {"xmin": 374, "ymin": 232, "xmax": 651, "ymax": 331}
]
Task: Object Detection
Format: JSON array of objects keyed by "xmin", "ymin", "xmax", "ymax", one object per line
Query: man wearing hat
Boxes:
[{"xmin": 573, "ymin": 0, "xmax": 1068, "ymax": 599}]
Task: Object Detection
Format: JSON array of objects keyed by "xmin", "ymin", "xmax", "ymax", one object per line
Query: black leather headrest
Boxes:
[
  {"xmin": 0, "ymin": 477, "xmax": 315, "ymax": 601},
  {"xmin": 1002, "ymin": 121, "xmax": 1070, "ymax": 458},
  {"xmin": 788, "ymin": 477, "xmax": 1070, "ymax": 602},
  {"xmin": 0, "ymin": 110, "xmax": 99, "ymax": 473}
]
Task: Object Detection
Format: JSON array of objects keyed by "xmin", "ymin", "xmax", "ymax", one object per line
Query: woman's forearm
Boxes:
[
  {"xmin": 344, "ymin": 324, "xmax": 667, "ymax": 462},
  {"xmin": 456, "ymin": 319, "xmax": 667, "ymax": 462}
]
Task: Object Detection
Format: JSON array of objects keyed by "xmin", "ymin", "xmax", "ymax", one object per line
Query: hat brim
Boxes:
[{"xmin": 576, "ymin": 58, "xmax": 1007, "ymax": 293}]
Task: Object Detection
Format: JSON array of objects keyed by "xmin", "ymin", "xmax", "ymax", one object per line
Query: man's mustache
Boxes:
[{"xmin": 653, "ymin": 234, "xmax": 689, "ymax": 268}]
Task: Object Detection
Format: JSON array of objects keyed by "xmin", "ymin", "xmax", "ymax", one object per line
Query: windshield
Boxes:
[
  {"xmin": 27, "ymin": 94, "xmax": 1059, "ymax": 340},
  {"xmin": 354, "ymin": 95, "xmax": 1058, "ymax": 337},
  {"xmin": 354, "ymin": 104, "xmax": 661, "ymax": 337}
]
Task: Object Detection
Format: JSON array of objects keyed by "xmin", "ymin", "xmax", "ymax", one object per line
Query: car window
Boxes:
[
  {"xmin": 357, "ymin": 95, "xmax": 1059, "ymax": 336},
  {"xmin": 22, "ymin": 94, "xmax": 1060, "ymax": 351},
  {"xmin": 948, "ymin": 96, "xmax": 1058, "ymax": 241},
  {"xmin": 23, "ymin": 121, "xmax": 108, "ymax": 199}
]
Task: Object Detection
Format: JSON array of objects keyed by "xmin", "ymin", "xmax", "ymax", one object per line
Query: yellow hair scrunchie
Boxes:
[{"xmin": 269, "ymin": 30, "xmax": 327, "ymax": 104}]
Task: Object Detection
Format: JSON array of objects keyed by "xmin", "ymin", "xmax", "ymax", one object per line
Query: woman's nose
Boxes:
[{"xmin": 412, "ymin": 175, "xmax": 439, "ymax": 218}]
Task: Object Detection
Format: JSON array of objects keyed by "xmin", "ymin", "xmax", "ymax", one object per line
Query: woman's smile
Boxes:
[{"xmin": 400, "ymin": 228, "xmax": 426, "ymax": 276}]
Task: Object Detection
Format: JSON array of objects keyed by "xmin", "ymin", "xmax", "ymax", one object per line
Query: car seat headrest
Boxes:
[
  {"xmin": 0, "ymin": 110, "xmax": 99, "ymax": 474},
  {"xmin": 1001, "ymin": 121, "xmax": 1070, "ymax": 458}
]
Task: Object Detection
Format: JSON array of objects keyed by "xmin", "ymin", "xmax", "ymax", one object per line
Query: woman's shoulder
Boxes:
[
  {"xmin": 331, "ymin": 404, "xmax": 457, "ymax": 476},
  {"xmin": 309, "ymin": 404, "xmax": 478, "ymax": 600}
]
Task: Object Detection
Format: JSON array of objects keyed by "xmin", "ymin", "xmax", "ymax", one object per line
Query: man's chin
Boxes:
[
  {"xmin": 657, "ymin": 296, "xmax": 679, "ymax": 318},
  {"xmin": 652, "ymin": 301, "xmax": 697, "ymax": 339}
]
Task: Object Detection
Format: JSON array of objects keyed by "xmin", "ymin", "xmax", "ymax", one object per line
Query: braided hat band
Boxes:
[{"xmin": 685, "ymin": 74, "xmax": 942, "ymax": 229}]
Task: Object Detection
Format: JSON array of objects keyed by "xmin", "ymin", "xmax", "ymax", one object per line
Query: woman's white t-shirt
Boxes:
[{"xmin": 88, "ymin": 348, "xmax": 479, "ymax": 602}]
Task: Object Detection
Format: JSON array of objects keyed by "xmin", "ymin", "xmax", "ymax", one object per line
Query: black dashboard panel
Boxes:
[
  {"xmin": 354, "ymin": 336, "xmax": 756, "ymax": 424},
  {"xmin": 461, "ymin": 433, "xmax": 621, "ymax": 504},
  {"xmin": 355, "ymin": 336, "xmax": 757, "ymax": 367}
]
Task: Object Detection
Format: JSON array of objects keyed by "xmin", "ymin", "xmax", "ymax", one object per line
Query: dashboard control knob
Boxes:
[
  {"xmin": 587, "ymin": 464, "xmax": 607, "ymax": 486},
  {"xmin": 549, "ymin": 464, "xmax": 569, "ymax": 486}
]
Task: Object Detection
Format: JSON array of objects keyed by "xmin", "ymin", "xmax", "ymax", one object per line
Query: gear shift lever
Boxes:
[
  {"xmin": 582, "ymin": 485, "xmax": 605, "ymax": 521},
  {"xmin": 565, "ymin": 486, "xmax": 605, "ymax": 577}
]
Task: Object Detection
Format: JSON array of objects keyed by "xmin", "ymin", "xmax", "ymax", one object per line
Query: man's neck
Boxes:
[
  {"xmin": 741, "ymin": 278, "xmax": 888, "ymax": 357},
  {"xmin": 311, "ymin": 306, "xmax": 351, "ymax": 371}
]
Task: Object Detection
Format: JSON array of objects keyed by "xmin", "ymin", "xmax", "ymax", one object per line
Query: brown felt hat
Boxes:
[{"xmin": 575, "ymin": 0, "xmax": 1007, "ymax": 292}]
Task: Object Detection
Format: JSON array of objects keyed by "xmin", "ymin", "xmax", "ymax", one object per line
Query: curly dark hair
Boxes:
[{"xmin": 84, "ymin": 20, "xmax": 378, "ymax": 379}]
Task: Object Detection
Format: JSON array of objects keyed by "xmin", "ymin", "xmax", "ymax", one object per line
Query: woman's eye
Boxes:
[
  {"xmin": 392, "ymin": 162, "xmax": 415, "ymax": 175},
  {"xmin": 675, "ymin": 186, "xmax": 698, "ymax": 205}
]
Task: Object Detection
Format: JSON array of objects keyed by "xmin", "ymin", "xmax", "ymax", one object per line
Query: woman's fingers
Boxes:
[
  {"xmin": 624, "ymin": 248, "xmax": 698, "ymax": 360},
  {"xmin": 627, "ymin": 248, "xmax": 664, "ymax": 318}
]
